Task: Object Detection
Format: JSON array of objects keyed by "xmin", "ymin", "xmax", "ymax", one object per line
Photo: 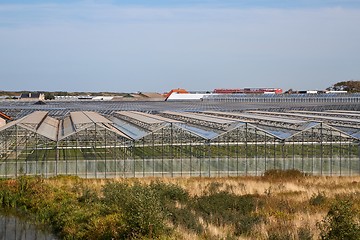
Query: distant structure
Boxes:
[
  {"xmin": 20, "ymin": 92, "xmax": 45, "ymax": 101},
  {"xmin": 55, "ymin": 92, "xmax": 165, "ymax": 101},
  {"xmin": 164, "ymin": 88, "xmax": 189, "ymax": 100},
  {"xmin": 165, "ymin": 88, "xmax": 283, "ymax": 101},
  {"xmin": 285, "ymin": 90, "xmax": 348, "ymax": 94},
  {"xmin": 164, "ymin": 88, "xmax": 213, "ymax": 101},
  {"xmin": 213, "ymin": 88, "xmax": 283, "ymax": 94}
]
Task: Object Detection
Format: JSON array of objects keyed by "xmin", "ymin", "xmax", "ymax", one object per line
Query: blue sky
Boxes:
[
  {"xmin": 1, "ymin": 1, "xmax": 360, "ymax": 8},
  {"xmin": 0, "ymin": 0, "xmax": 359, "ymax": 92}
]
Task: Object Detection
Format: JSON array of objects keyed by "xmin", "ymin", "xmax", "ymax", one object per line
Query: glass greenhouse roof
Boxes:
[
  {"xmin": 0, "ymin": 110, "xmax": 359, "ymax": 142},
  {"xmin": 266, "ymin": 130, "xmax": 293, "ymax": 139},
  {"xmin": 110, "ymin": 117, "xmax": 149, "ymax": 140},
  {"xmin": 175, "ymin": 124, "xmax": 219, "ymax": 140}
]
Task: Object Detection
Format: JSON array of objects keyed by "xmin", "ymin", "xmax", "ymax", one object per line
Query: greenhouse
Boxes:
[{"xmin": 0, "ymin": 110, "xmax": 359, "ymax": 178}]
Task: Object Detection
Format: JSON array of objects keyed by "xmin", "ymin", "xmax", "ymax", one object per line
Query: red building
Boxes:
[{"xmin": 213, "ymin": 88, "xmax": 282, "ymax": 94}]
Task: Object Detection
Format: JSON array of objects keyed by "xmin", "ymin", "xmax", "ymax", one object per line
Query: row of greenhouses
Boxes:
[{"xmin": 0, "ymin": 110, "xmax": 359, "ymax": 178}]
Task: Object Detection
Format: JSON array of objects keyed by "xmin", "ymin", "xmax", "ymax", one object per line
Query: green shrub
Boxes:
[
  {"xmin": 85, "ymin": 213, "xmax": 126, "ymax": 240},
  {"xmin": 194, "ymin": 192, "xmax": 261, "ymax": 226},
  {"xmin": 149, "ymin": 181, "xmax": 189, "ymax": 203},
  {"xmin": 168, "ymin": 207, "xmax": 203, "ymax": 234},
  {"xmin": 102, "ymin": 182, "xmax": 169, "ymax": 238},
  {"xmin": 234, "ymin": 214, "xmax": 262, "ymax": 236},
  {"xmin": 309, "ymin": 192, "xmax": 326, "ymax": 206},
  {"xmin": 318, "ymin": 199, "xmax": 360, "ymax": 240},
  {"xmin": 0, "ymin": 189, "xmax": 18, "ymax": 208},
  {"xmin": 147, "ymin": 181, "xmax": 203, "ymax": 233},
  {"xmin": 77, "ymin": 186, "xmax": 99, "ymax": 204}
]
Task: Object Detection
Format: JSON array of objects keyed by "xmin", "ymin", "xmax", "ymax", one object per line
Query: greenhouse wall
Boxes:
[{"xmin": 0, "ymin": 123, "xmax": 359, "ymax": 178}]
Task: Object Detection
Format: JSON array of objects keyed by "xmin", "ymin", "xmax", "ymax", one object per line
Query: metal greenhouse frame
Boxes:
[{"xmin": 0, "ymin": 110, "xmax": 359, "ymax": 178}]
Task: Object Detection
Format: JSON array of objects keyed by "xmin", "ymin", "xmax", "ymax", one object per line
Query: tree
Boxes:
[
  {"xmin": 327, "ymin": 80, "xmax": 360, "ymax": 93},
  {"xmin": 44, "ymin": 92, "xmax": 55, "ymax": 100}
]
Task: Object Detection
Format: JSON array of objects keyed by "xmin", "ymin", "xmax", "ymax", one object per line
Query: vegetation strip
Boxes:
[{"xmin": 0, "ymin": 170, "xmax": 359, "ymax": 239}]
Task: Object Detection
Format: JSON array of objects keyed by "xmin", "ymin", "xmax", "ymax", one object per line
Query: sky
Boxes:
[{"xmin": 0, "ymin": 0, "xmax": 360, "ymax": 93}]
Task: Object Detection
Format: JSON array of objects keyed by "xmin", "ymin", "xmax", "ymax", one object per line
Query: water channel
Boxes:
[{"xmin": 0, "ymin": 213, "xmax": 56, "ymax": 240}]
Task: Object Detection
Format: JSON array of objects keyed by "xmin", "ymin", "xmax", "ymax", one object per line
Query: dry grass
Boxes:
[{"xmin": 173, "ymin": 226, "xmax": 199, "ymax": 240}]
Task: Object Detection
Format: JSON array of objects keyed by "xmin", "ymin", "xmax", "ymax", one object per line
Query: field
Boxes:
[{"xmin": 0, "ymin": 170, "xmax": 359, "ymax": 239}]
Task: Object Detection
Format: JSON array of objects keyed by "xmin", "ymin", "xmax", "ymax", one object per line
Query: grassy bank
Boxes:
[{"xmin": 0, "ymin": 170, "xmax": 359, "ymax": 239}]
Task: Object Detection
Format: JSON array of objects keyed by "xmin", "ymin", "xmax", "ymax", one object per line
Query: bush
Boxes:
[
  {"xmin": 234, "ymin": 214, "xmax": 262, "ymax": 236},
  {"xmin": 194, "ymin": 192, "xmax": 261, "ymax": 226},
  {"xmin": 85, "ymin": 213, "xmax": 125, "ymax": 240},
  {"xmin": 309, "ymin": 192, "xmax": 326, "ymax": 206},
  {"xmin": 263, "ymin": 169, "xmax": 305, "ymax": 181},
  {"xmin": 147, "ymin": 181, "xmax": 203, "ymax": 233},
  {"xmin": 149, "ymin": 181, "xmax": 189, "ymax": 203},
  {"xmin": 168, "ymin": 207, "xmax": 203, "ymax": 234},
  {"xmin": 318, "ymin": 199, "xmax": 360, "ymax": 240},
  {"xmin": 77, "ymin": 185, "xmax": 99, "ymax": 204},
  {"xmin": 102, "ymin": 182, "xmax": 168, "ymax": 238}
]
